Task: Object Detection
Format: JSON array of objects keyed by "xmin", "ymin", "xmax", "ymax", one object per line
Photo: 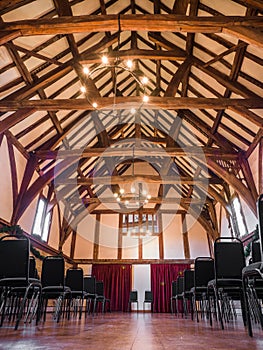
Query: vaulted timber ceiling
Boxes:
[{"xmin": 0, "ymin": 0, "xmax": 262, "ymax": 241}]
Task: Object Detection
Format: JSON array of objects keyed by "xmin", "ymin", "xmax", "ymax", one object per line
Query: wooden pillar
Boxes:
[
  {"xmin": 138, "ymin": 238, "xmax": 143, "ymax": 260},
  {"xmin": 138, "ymin": 208, "xmax": 143, "ymax": 259},
  {"xmin": 70, "ymin": 229, "xmax": 76, "ymax": 259},
  {"xmin": 207, "ymin": 232, "xmax": 213, "ymax": 258},
  {"xmin": 158, "ymin": 212, "xmax": 164, "ymax": 259},
  {"xmin": 118, "ymin": 214, "xmax": 123, "ymax": 260},
  {"xmin": 93, "ymin": 213, "xmax": 100, "ymax": 260},
  {"xmin": 181, "ymin": 213, "xmax": 190, "ymax": 259}
]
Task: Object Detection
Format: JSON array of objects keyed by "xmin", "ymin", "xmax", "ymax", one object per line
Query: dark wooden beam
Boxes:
[
  {"xmin": 73, "ymin": 258, "xmax": 194, "ymax": 264},
  {"xmin": 2, "ymin": 15, "xmax": 262, "ymax": 35},
  {"xmin": 118, "ymin": 214, "xmax": 122, "ymax": 260},
  {"xmin": 35, "ymin": 146, "xmax": 239, "ymax": 160},
  {"xmin": 0, "ymin": 30, "xmax": 20, "ymax": 45},
  {"xmin": 207, "ymin": 158, "xmax": 257, "ymax": 215},
  {"xmin": 55, "ymin": 175, "xmax": 223, "ymax": 186},
  {"xmin": 182, "ymin": 213, "xmax": 190, "ymax": 259},
  {"xmin": 1, "ymin": 97, "xmax": 262, "ymax": 111},
  {"xmin": 79, "ymin": 48, "xmax": 186, "ymax": 63},
  {"xmin": 93, "ymin": 213, "xmax": 100, "ymax": 260},
  {"xmin": 158, "ymin": 212, "xmax": 164, "ymax": 260}
]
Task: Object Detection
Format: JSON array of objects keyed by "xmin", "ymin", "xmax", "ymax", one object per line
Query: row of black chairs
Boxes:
[
  {"xmin": 242, "ymin": 193, "xmax": 263, "ymax": 337},
  {"xmin": 170, "ymin": 236, "xmax": 263, "ymax": 337},
  {"xmin": 170, "ymin": 257, "xmax": 214, "ymax": 320},
  {"xmin": 128, "ymin": 290, "xmax": 153, "ymax": 312},
  {"xmin": 0, "ymin": 235, "xmax": 110, "ymax": 329}
]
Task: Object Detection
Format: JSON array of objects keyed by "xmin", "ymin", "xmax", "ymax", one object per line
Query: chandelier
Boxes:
[
  {"xmin": 113, "ymin": 145, "xmax": 151, "ymax": 209},
  {"xmin": 80, "ymin": 13, "xmax": 149, "ymax": 110},
  {"xmin": 80, "ymin": 54, "xmax": 149, "ymax": 113},
  {"xmin": 113, "ymin": 180, "xmax": 151, "ymax": 208}
]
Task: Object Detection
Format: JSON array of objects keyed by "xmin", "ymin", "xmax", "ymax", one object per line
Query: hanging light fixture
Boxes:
[
  {"xmin": 80, "ymin": 14, "xmax": 149, "ymax": 114},
  {"xmin": 81, "ymin": 55, "xmax": 149, "ymax": 112},
  {"xmin": 113, "ymin": 181, "xmax": 152, "ymax": 208},
  {"xmin": 113, "ymin": 147, "xmax": 151, "ymax": 209}
]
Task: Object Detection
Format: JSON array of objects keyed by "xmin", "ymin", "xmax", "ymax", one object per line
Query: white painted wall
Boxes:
[
  {"xmin": 98, "ymin": 214, "xmax": 118, "ymax": 259},
  {"xmin": 162, "ymin": 214, "xmax": 184, "ymax": 259},
  {"xmin": 133, "ymin": 264, "xmax": 151, "ymax": 311},
  {"xmin": 188, "ymin": 220, "xmax": 210, "ymax": 258}
]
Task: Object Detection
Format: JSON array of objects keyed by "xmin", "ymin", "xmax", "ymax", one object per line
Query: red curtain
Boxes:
[
  {"xmin": 151, "ymin": 263, "xmax": 190, "ymax": 313},
  {"xmin": 92, "ymin": 264, "xmax": 131, "ymax": 312}
]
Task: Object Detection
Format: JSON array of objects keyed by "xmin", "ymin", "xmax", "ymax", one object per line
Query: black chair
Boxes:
[
  {"xmin": 94, "ymin": 280, "xmax": 111, "ymax": 313},
  {"xmin": 83, "ymin": 275, "xmax": 97, "ymax": 315},
  {"xmin": 182, "ymin": 269, "xmax": 194, "ymax": 317},
  {"xmin": 128, "ymin": 290, "xmax": 138, "ymax": 312},
  {"xmin": 252, "ymin": 241, "xmax": 262, "ymax": 263},
  {"xmin": 190, "ymin": 257, "xmax": 214, "ymax": 322},
  {"xmin": 0, "ymin": 235, "xmax": 42, "ymax": 330},
  {"xmin": 207, "ymin": 237, "xmax": 246, "ymax": 330},
  {"xmin": 170, "ymin": 280, "xmax": 177, "ymax": 314},
  {"xmin": 143, "ymin": 290, "xmax": 153, "ymax": 312},
  {"xmin": 65, "ymin": 268, "xmax": 85, "ymax": 319},
  {"xmin": 242, "ymin": 194, "xmax": 263, "ymax": 337},
  {"xmin": 29, "ymin": 256, "xmax": 39, "ymax": 279},
  {"xmin": 175, "ymin": 276, "xmax": 184, "ymax": 316},
  {"xmin": 40, "ymin": 256, "xmax": 71, "ymax": 323}
]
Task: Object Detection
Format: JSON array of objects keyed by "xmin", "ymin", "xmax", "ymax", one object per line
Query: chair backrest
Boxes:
[
  {"xmin": 65, "ymin": 268, "xmax": 84, "ymax": 291},
  {"xmin": 83, "ymin": 275, "xmax": 96, "ymax": 294},
  {"xmin": 252, "ymin": 241, "xmax": 262, "ymax": 263},
  {"xmin": 171, "ymin": 280, "xmax": 177, "ymax": 297},
  {"xmin": 183, "ymin": 269, "xmax": 194, "ymax": 292},
  {"xmin": 129, "ymin": 290, "xmax": 138, "ymax": 302},
  {"xmin": 176, "ymin": 276, "xmax": 184, "ymax": 295},
  {"xmin": 41, "ymin": 256, "xmax": 65, "ymax": 287},
  {"xmin": 194, "ymin": 257, "xmax": 214, "ymax": 287},
  {"xmin": 95, "ymin": 280, "xmax": 104, "ymax": 296},
  {"xmin": 29, "ymin": 256, "xmax": 39, "ymax": 278},
  {"xmin": 214, "ymin": 237, "xmax": 245, "ymax": 280},
  {"xmin": 144, "ymin": 290, "xmax": 153, "ymax": 302},
  {"xmin": 0, "ymin": 235, "xmax": 30, "ymax": 280}
]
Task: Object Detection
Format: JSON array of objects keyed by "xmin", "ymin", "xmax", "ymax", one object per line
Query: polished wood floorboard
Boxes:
[{"xmin": 0, "ymin": 312, "xmax": 263, "ymax": 350}]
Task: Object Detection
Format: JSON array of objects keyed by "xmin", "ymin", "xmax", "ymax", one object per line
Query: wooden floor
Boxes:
[{"xmin": 0, "ymin": 311, "xmax": 263, "ymax": 350}]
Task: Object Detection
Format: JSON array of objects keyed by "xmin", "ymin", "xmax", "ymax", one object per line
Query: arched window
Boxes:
[
  {"xmin": 231, "ymin": 194, "xmax": 248, "ymax": 238},
  {"xmin": 31, "ymin": 196, "xmax": 52, "ymax": 242}
]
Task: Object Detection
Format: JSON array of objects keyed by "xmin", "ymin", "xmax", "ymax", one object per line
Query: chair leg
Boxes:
[
  {"xmin": 243, "ymin": 276, "xmax": 253, "ymax": 337},
  {"xmin": 15, "ymin": 285, "xmax": 32, "ymax": 330},
  {"xmin": 207, "ymin": 288, "xmax": 213, "ymax": 327},
  {"xmin": 215, "ymin": 288, "xmax": 224, "ymax": 330}
]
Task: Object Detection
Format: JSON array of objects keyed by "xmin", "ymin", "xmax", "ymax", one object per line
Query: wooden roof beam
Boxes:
[
  {"xmin": 0, "ymin": 97, "xmax": 262, "ymax": 112},
  {"xmin": 79, "ymin": 49, "xmax": 186, "ymax": 63},
  {"xmin": 74, "ymin": 196, "xmax": 213, "ymax": 205},
  {"xmin": 1, "ymin": 15, "xmax": 262, "ymax": 35},
  {"xmin": 35, "ymin": 146, "xmax": 239, "ymax": 160},
  {"xmin": 0, "ymin": 30, "xmax": 20, "ymax": 45},
  {"xmin": 54, "ymin": 175, "xmax": 223, "ymax": 186}
]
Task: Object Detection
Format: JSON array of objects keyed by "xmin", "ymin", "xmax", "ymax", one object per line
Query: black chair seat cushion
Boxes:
[
  {"xmin": 0, "ymin": 277, "xmax": 40, "ymax": 287},
  {"xmin": 208, "ymin": 278, "xmax": 243, "ymax": 288}
]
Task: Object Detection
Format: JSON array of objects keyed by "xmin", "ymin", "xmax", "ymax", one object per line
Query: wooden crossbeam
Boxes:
[
  {"xmin": 79, "ymin": 49, "xmax": 186, "ymax": 63},
  {"xmin": 54, "ymin": 175, "xmax": 223, "ymax": 185},
  {"xmin": 35, "ymin": 146, "xmax": 238, "ymax": 160},
  {"xmin": 1, "ymin": 15, "xmax": 262, "ymax": 35},
  {"xmin": 0, "ymin": 97, "xmax": 262, "ymax": 111},
  {"xmin": 74, "ymin": 196, "xmax": 211, "ymax": 205}
]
